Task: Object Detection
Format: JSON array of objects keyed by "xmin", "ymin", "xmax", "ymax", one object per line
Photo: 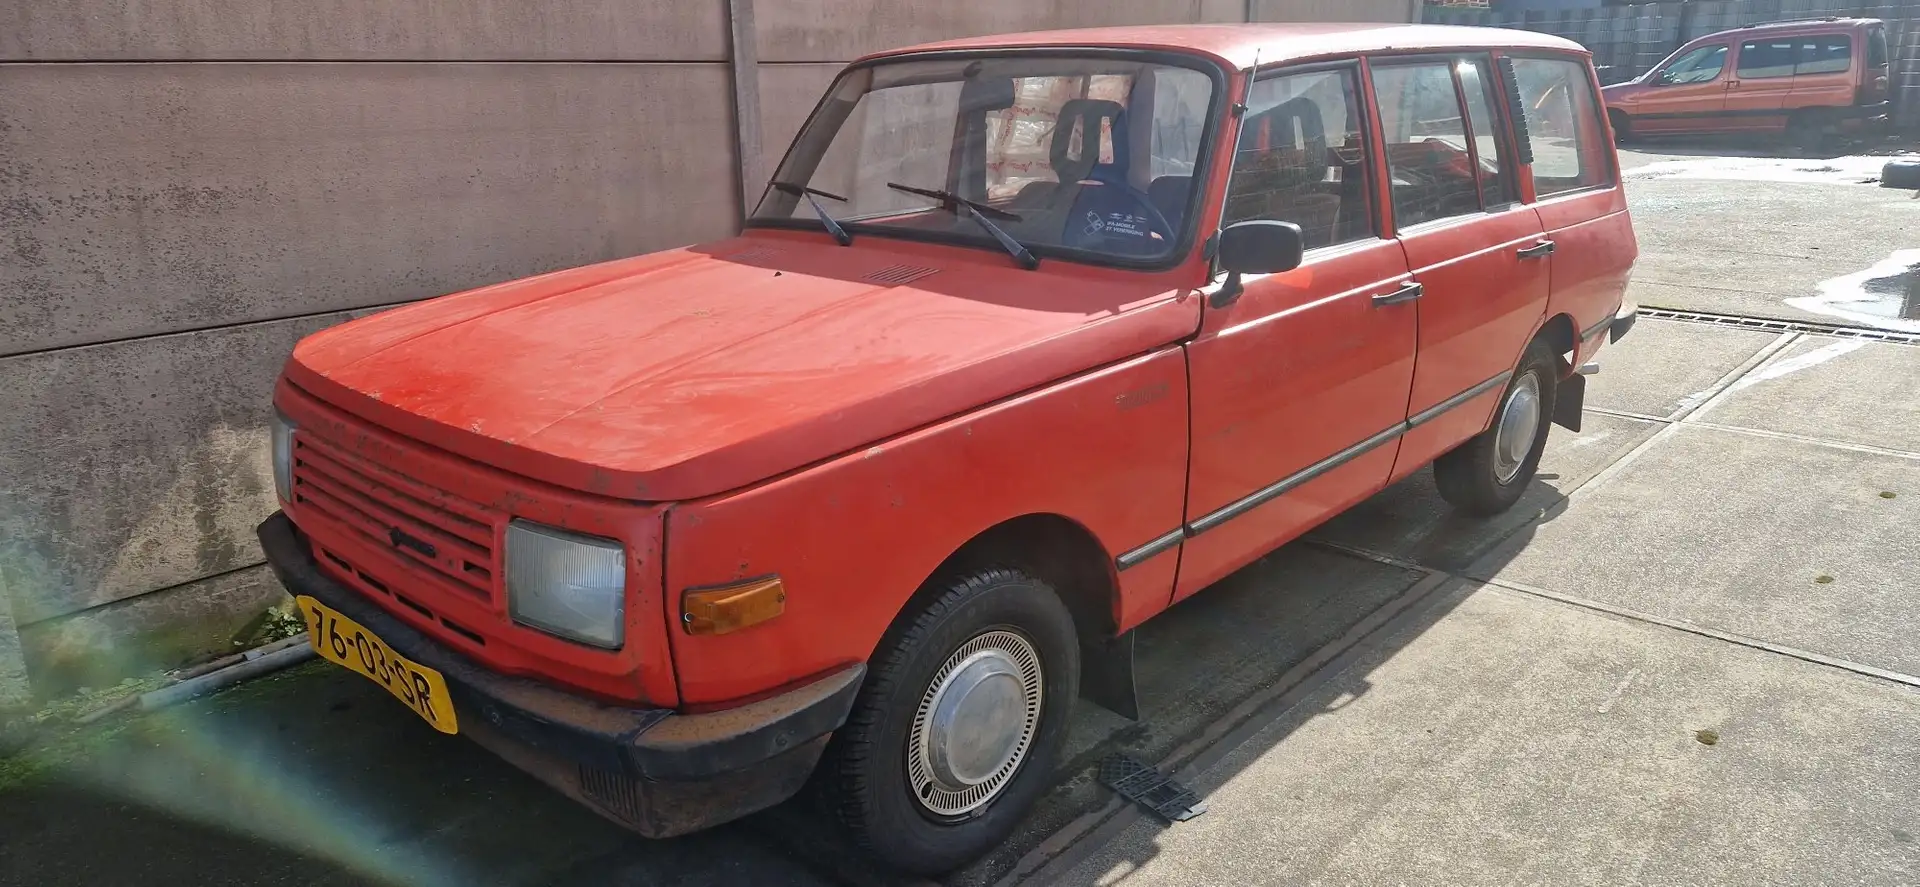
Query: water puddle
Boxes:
[
  {"xmin": 1785, "ymin": 249, "xmax": 1920, "ymax": 332},
  {"xmin": 1624, "ymin": 154, "xmax": 1897, "ymax": 185}
]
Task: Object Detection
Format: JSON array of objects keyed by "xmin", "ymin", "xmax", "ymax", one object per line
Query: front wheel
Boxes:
[
  {"xmin": 1608, "ymin": 109, "xmax": 1633, "ymax": 146},
  {"xmin": 1434, "ymin": 339, "xmax": 1558, "ymax": 517},
  {"xmin": 818, "ymin": 567, "xmax": 1080, "ymax": 874}
]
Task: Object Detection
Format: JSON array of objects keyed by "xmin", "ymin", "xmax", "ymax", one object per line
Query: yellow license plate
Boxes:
[{"xmin": 297, "ymin": 595, "xmax": 459, "ymax": 734}]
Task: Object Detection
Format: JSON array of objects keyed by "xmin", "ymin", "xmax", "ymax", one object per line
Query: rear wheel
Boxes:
[
  {"xmin": 1434, "ymin": 339, "xmax": 1558, "ymax": 517},
  {"xmin": 1608, "ymin": 109, "xmax": 1633, "ymax": 145},
  {"xmin": 819, "ymin": 567, "xmax": 1079, "ymax": 874}
]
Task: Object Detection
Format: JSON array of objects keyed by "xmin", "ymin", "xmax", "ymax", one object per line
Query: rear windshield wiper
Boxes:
[
  {"xmin": 885, "ymin": 182, "xmax": 1038, "ymax": 270},
  {"xmin": 768, "ymin": 180, "xmax": 852, "ymax": 246}
]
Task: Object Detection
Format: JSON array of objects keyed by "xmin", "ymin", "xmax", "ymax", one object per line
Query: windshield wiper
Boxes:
[
  {"xmin": 885, "ymin": 182, "xmax": 1038, "ymax": 270},
  {"xmin": 768, "ymin": 180, "xmax": 852, "ymax": 246}
]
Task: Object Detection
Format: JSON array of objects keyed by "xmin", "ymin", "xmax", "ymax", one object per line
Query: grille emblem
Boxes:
[{"xmin": 389, "ymin": 526, "xmax": 437, "ymax": 558}]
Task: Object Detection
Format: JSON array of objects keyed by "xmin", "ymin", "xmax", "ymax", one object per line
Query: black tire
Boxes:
[
  {"xmin": 819, "ymin": 567, "xmax": 1080, "ymax": 875},
  {"xmin": 1882, "ymin": 159, "xmax": 1920, "ymax": 191},
  {"xmin": 1434, "ymin": 339, "xmax": 1558, "ymax": 517},
  {"xmin": 1786, "ymin": 110, "xmax": 1830, "ymax": 155},
  {"xmin": 1608, "ymin": 109, "xmax": 1633, "ymax": 146}
]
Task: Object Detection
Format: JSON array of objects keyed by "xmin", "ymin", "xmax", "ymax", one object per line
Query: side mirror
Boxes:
[
  {"xmin": 1212, "ymin": 220, "xmax": 1304, "ymax": 308},
  {"xmin": 1653, "ymin": 70, "xmax": 1678, "ymax": 86}
]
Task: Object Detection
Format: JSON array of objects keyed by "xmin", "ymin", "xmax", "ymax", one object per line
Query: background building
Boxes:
[{"xmin": 0, "ymin": 0, "xmax": 1418, "ymax": 702}]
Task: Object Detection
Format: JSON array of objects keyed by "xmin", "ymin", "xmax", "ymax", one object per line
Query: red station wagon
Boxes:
[
  {"xmin": 1602, "ymin": 17, "xmax": 1893, "ymax": 147},
  {"xmin": 260, "ymin": 23, "xmax": 1639, "ymax": 872}
]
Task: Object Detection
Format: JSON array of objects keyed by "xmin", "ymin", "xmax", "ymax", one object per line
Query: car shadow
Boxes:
[{"xmin": 0, "ymin": 429, "xmax": 1612, "ymax": 887}]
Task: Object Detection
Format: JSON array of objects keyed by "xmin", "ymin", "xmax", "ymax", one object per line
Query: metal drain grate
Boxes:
[
  {"xmin": 1638, "ymin": 307, "xmax": 1920, "ymax": 346},
  {"xmin": 1096, "ymin": 753, "xmax": 1207, "ymax": 822}
]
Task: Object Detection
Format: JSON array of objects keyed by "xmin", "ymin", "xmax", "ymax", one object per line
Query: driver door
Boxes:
[
  {"xmin": 1635, "ymin": 43, "xmax": 1731, "ymax": 134},
  {"xmin": 1176, "ymin": 62, "xmax": 1417, "ymax": 601}
]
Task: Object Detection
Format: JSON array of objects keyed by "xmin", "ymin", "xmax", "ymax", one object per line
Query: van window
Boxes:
[
  {"xmin": 1660, "ymin": 45, "xmax": 1728, "ymax": 84},
  {"xmin": 1867, "ymin": 25, "xmax": 1889, "ymax": 69},
  {"xmin": 1371, "ymin": 62, "xmax": 1482, "ymax": 227},
  {"xmin": 1225, "ymin": 67, "xmax": 1373, "ymax": 249},
  {"xmin": 1795, "ymin": 35, "xmax": 1853, "ymax": 75},
  {"xmin": 1737, "ymin": 39, "xmax": 1797, "ymax": 80},
  {"xmin": 1511, "ymin": 57, "xmax": 1611, "ymax": 198}
]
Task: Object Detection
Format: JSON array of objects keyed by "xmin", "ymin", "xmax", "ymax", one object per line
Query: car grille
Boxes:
[{"xmin": 290, "ymin": 432, "xmax": 499, "ymax": 601}]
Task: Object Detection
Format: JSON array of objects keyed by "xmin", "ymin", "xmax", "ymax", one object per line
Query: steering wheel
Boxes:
[{"xmin": 1084, "ymin": 173, "xmax": 1176, "ymax": 241}]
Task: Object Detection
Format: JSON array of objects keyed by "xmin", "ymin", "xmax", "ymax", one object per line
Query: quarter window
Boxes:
[
  {"xmin": 1795, "ymin": 35, "xmax": 1853, "ymax": 75},
  {"xmin": 1223, "ymin": 67, "xmax": 1374, "ymax": 249},
  {"xmin": 1737, "ymin": 39, "xmax": 1798, "ymax": 79},
  {"xmin": 1511, "ymin": 57, "xmax": 1611, "ymax": 198}
]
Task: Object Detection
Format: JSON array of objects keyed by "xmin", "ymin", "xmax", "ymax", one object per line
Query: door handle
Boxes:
[
  {"xmin": 1372, "ymin": 282, "xmax": 1422, "ymax": 306},
  {"xmin": 1517, "ymin": 240, "xmax": 1557, "ymax": 259}
]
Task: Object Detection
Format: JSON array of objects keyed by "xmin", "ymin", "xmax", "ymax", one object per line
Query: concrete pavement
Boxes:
[{"xmin": 1027, "ymin": 317, "xmax": 1920, "ymax": 885}]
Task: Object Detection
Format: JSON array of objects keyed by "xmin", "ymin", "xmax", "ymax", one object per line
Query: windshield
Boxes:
[{"xmin": 751, "ymin": 54, "xmax": 1219, "ymax": 266}]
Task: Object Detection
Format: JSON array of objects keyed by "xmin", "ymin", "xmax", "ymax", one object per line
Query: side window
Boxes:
[
  {"xmin": 1223, "ymin": 67, "xmax": 1373, "ymax": 250},
  {"xmin": 1371, "ymin": 62, "xmax": 1481, "ymax": 228},
  {"xmin": 1661, "ymin": 45, "xmax": 1728, "ymax": 84},
  {"xmin": 1511, "ymin": 57, "xmax": 1612, "ymax": 198},
  {"xmin": 1795, "ymin": 35, "xmax": 1853, "ymax": 75},
  {"xmin": 1456, "ymin": 57, "xmax": 1514, "ymax": 207},
  {"xmin": 1868, "ymin": 26, "xmax": 1889, "ymax": 69},
  {"xmin": 1737, "ymin": 39, "xmax": 1798, "ymax": 79}
]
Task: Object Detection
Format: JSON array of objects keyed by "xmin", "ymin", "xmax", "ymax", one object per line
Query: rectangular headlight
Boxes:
[
  {"xmin": 506, "ymin": 520, "xmax": 626, "ymax": 649},
  {"xmin": 271, "ymin": 410, "xmax": 296, "ymax": 504}
]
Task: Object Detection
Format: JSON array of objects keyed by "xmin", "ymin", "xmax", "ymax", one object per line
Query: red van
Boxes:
[
  {"xmin": 1602, "ymin": 17, "xmax": 1893, "ymax": 147},
  {"xmin": 261, "ymin": 23, "xmax": 1638, "ymax": 872}
]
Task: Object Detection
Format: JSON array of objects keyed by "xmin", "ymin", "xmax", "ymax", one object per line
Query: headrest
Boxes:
[{"xmin": 1050, "ymin": 99, "xmax": 1127, "ymax": 184}]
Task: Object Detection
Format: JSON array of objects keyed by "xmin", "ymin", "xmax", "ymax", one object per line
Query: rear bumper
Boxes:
[
  {"xmin": 1610, "ymin": 304, "xmax": 1638, "ymax": 343},
  {"xmin": 258, "ymin": 512, "xmax": 863, "ymax": 837}
]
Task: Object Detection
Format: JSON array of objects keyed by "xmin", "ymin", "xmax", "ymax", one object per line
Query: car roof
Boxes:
[
  {"xmin": 861, "ymin": 23, "xmax": 1588, "ymax": 69},
  {"xmin": 1693, "ymin": 17, "xmax": 1879, "ymax": 41}
]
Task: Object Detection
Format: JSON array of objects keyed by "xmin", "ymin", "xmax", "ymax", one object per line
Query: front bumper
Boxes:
[{"xmin": 258, "ymin": 512, "xmax": 864, "ymax": 837}]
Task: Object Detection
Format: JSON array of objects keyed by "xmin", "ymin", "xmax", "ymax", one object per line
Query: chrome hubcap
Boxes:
[
  {"xmin": 908, "ymin": 630, "xmax": 1043, "ymax": 817},
  {"xmin": 1494, "ymin": 372, "xmax": 1542, "ymax": 484}
]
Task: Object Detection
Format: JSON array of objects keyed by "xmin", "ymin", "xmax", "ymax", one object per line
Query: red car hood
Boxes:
[{"xmin": 285, "ymin": 235, "xmax": 1200, "ymax": 501}]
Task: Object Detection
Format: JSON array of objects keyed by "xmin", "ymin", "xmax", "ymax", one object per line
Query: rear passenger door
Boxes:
[
  {"xmin": 1370, "ymin": 54, "xmax": 1550, "ymax": 484},
  {"xmin": 1726, "ymin": 36, "xmax": 1798, "ymax": 130},
  {"xmin": 1509, "ymin": 54, "xmax": 1635, "ymax": 373},
  {"xmin": 1177, "ymin": 62, "xmax": 1416, "ymax": 601}
]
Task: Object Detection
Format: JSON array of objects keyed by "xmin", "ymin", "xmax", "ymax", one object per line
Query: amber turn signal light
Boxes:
[{"xmin": 681, "ymin": 576, "xmax": 786, "ymax": 635}]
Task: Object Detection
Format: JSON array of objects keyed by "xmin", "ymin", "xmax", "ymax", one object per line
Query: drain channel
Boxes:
[{"xmin": 1637, "ymin": 307, "xmax": 1920, "ymax": 346}]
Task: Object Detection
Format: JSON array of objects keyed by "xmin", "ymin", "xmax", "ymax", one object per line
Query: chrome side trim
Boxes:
[
  {"xmin": 1579, "ymin": 314, "xmax": 1614, "ymax": 342},
  {"xmin": 1113, "ymin": 371, "xmax": 1513, "ymax": 571},
  {"xmin": 1114, "ymin": 528, "xmax": 1186, "ymax": 571},
  {"xmin": 1408, "ymin": 372, "xmax": 1509, "ymax": 428},
  {"xmin": 1187, "ymin": 422, "xmax": 1407, "ymax": 536}
]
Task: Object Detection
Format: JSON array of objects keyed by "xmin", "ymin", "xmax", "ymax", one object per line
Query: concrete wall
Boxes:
[{"xmin": 0, "ymin": 0, "xmax": 1415, "ymax": 701}]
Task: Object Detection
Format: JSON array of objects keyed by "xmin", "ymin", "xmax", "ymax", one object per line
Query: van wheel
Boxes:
[
  {"xmin": 1786, "ymin": 110, "xmax": 1830, "ymax": 155},
  {"xmin": 1434, "ymin": 339, "xmax": 1558, "ymax": 517},
  {"xmin": 819, "ymin": 567, "xmax": 1079, "ymax": 875},
  {"xmin": 1608, "ymin": 109, "xmax": 1633, "ymax": 145}
]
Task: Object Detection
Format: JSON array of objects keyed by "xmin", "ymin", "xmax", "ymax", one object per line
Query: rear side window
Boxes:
[
  {"xmin": 1737, "ymin": 39, "xmax": 1798, "ymax": 79},
  {"xmin": 1868, "ymin": 26, "xmax": 1889, "ymax": 69},
  {"xmin": 1225, "ymin": 67, "xmax": 1374, "ymax": 249},
  {"xmin": 1795, "ymin": 35, "xmax": 1853, "ymax": 75},
  {"xmin": 1511, "ymin": 57, "xmax": 1612, "ymax": 198},
  {"xmin": 1371, "ymin": 62, "xmax": 1483, "ymax": 227}
]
